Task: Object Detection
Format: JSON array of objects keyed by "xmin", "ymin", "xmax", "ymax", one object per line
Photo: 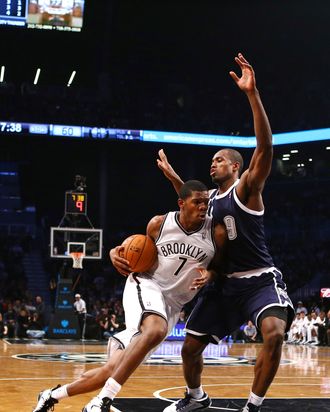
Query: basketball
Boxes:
[{"xmin": 120, "ymin": 234, "xmax": 157, "ymax": 272}]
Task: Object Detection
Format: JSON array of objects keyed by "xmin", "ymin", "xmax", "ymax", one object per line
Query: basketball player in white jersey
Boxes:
[{"xmin": 32, "ymin": 180, "xmax": 227, "ymax": 412}]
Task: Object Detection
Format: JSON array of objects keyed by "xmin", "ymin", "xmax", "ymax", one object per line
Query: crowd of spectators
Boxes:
[
  {"xmin": 0, "ymin": 234, "xmax": 29, "ymax": 303},
  {"xmin": 0, "ymin": 232, "xmax": 127, "ymax": 340},
  {"xmin": 1, "ymin": 174, "xmax": 329, "ymax": 342},
  {"xmin": 286, "ymin": 301, "xmax": 330, "ymax": 346},
  {"xmin": 0, "ymin": 297, "xmax": 45, "ymax": 339}
]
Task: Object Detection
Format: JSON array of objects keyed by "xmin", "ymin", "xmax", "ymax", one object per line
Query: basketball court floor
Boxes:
[{"xmin": 1, "ymin": 338, "xmax": 329, "ymax": 411}]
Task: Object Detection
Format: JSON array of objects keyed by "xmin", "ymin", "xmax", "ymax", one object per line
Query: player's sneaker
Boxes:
[
  {"xmin": 163, "ymin": 392, "xmax": 211, "ymax": 411},
  {"xmin": 32, "ymin": 385, "xmax": 60, "ymax": 412},
  {"xmin": 240, "ymin": 402, "xmax": 261, "ymax": 411},
  {"xmin": 82, "ymin": 396, "xmax": 112, "ymax": 412}
]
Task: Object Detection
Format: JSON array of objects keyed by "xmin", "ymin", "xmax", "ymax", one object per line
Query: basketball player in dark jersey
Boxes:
[{"xmin": 158, "ymin": 53, "xmax": 294, "ymax": 412}]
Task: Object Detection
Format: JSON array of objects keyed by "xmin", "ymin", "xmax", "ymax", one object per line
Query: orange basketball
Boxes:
[{"xmin": 120, "ymin": 234, "xmax": 157, "ymax": 272}]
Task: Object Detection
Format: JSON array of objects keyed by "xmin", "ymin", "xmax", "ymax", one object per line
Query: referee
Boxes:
[{"xmin": 73, "ymin": 294, "xmax": 87, "ymax": 339}]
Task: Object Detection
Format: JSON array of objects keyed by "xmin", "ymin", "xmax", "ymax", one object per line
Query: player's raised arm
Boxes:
[
  {"xmin": 230, "ymin": 53, "xmax": 273, "ymax": 195},
  {"xmin": 157, "ymin": 149, "xmax": 184, "ymax": 195}
]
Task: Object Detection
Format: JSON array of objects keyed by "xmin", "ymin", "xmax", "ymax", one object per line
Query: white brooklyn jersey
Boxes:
[
  {"xmin": 108, "ymin": 212, "xmax": 216, "ymax": 354},
  {"xmin": 150, "ymin": 211, "xmax": 216, "ymax": 311}
]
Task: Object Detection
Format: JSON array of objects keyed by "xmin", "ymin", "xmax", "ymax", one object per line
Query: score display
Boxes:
[
  {"xmin": 0, "ymin": 1, "xmax": 26, "ymax": 25},
  {"xmin": 1, "ymin": 120, "xmax": 330, "ymax": 148},
  {"xmin": 65, "ymin": 191, "xmax": 87, "ymax": 215},
  {"xmin": 0, "ymin": 0, "xmax": 85, "ymax": 32},
  {"xmin": 0, "ymin": 121, "xmax": 143, "ymax": 141}
]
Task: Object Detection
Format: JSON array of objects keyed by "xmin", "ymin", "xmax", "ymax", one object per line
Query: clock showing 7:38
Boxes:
[
  {"xmin": 0, "ymin": 122, "xmax": 23, "ymax": 133},
  {"xmin": 65, "ymin": 192, "xmax": 87, "ymax": 215}
]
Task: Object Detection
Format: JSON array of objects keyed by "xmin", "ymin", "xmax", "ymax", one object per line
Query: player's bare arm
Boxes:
[
  {"xmin": 209, "ymin": 222, "xmax": 227, "ymax": 274},
  {"xmin": 157, "ymin": 149, "xmax": 184, "ymax": 195},
  {"xmin": 231, "ymin": 53, "xmax": 273, "ymax": 208},
  {"xmin": 146, "ymin": 214, "xmax": 165, "ymax": 242}
]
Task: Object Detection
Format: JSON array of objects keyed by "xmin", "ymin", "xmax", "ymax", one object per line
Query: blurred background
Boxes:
[{"xmin": 0, "ymin": 0, "xmax": 329, "ymax": 339}]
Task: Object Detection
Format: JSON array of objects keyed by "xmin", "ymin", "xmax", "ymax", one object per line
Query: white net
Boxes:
[{"xmin": 70, "ymin": 252, "xmax": 84, "ymax": 269}]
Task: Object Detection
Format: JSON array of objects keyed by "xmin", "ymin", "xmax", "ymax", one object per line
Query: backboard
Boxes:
[{"xmin": 50, "ymin": 227, "xmax": 103, "ymax": 259}]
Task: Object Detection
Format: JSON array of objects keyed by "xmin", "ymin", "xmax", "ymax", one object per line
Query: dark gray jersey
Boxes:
[{"xmin": 208, "ymin": 180, "xmax": 274, "ymax": 275}]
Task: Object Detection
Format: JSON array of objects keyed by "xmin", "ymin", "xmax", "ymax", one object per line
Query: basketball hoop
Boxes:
[{"xmin": 70, "ymin": 252, "xmax": 84, "ymax": 269}]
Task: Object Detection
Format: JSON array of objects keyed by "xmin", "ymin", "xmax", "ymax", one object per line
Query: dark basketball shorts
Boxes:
[{"xmin": 185, "ymin": 268, "xmax": 295, "ymax": 343}]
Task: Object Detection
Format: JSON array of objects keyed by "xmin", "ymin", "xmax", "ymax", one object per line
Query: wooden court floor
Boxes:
[{"xmin": 1, "ymin": 338, "xmax": 330, "ymax": 411}]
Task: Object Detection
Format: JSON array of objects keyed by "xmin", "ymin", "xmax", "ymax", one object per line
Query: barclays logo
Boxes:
[
  {"xmin": 62, "ymin": 300, "xmax": 68, "ymax": 305},
  {"xmin": 61, "ymin": 320, "xmax": 69, "ymax": 328}
]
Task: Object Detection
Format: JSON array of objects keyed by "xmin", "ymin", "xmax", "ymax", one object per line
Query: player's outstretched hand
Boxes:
[
  {"xmin": 157, "ymin": 149, "xmax": 184, "ymax": 194},
  {"xmin": 109, "ymin": 246, "xmax": 132, "ymax": 276},
  {"xmin": 229, "ymin": 52, "xmax": 256, "ymax": 94},
  {"xmin": 157, "ymin": 149, "xmax": 176, "ymax": 180}
]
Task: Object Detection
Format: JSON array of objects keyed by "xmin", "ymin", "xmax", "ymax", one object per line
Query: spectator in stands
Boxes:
[
  {"xmin": 286, "ymin": 313, "xmax": 300, "ymax": 343},
  {"xmin": 35, "ymin": 295, "xmax": 46, "ymax": 328},
  {"xmin": 97, "ymin": 307, "xmax": 111, "ymax": 339},
  {"xmin": 243, "ymin": 320, "xmax": 258, "ymax": 343},
  {"xmin": 309, "ymin": 301, "xmax": 321, "ymax": 316},
  {"xmin": 13, "ymin": 298, "xmax": 23, "ymax": 314},
  {"xmin": 178, "ymin": 309, "xmax": 186, "ymax": 324},
  {"xmin": 103, "ymin": 314, "xmax": 120, "ymax": 339},
  {"xmin": 16, "ymin": 307, "xmax": 30, "ymax": 338},
  {"xmin": 3, "ymin": 303, "xmax": 17, "ymax": 338},
  {"xmin": 296, "ymin": 311, "xmax": 309, "ymax": 344},
  {"xmin": 315, "ymin": 311, "xmax": 327, "ymax": 346},
  {"xmin": 112, "ymin": 299, "xmax": 125, "ymax": 330},
  {"xmin": 26, "ymin": 312, "xmax": 46, "ymax": 339},
  {"xmin": 295, "ymin": 301, "xmax": 308, "ymax": 315},
  {"xmin": 305, "ymin": 312, "xmax": 320, "ymax": 345},
  {"xmin": 0, "ymin": 312, "xmax": 8, "ymax": 338}
]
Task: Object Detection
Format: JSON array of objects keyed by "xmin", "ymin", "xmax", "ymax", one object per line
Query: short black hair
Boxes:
[
  {"xmin": 179, "ymin": 180, "xmax": 208, "ymax": 199},
  {"xmin": 223, "ymin": 148, "xmax": 244, "ymax": 174}
]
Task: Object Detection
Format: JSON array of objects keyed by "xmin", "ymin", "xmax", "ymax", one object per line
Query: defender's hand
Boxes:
[
  {"xmin": 157, "ymin": 149, "xmax": 177, "ymax": 180},
  {"xmin": 229, "ymin": 53, "xmax": 256, "ymax": 94},
  {"xmin": 190, "ymin": 268, "xmax": 214, "ymax": 290}
]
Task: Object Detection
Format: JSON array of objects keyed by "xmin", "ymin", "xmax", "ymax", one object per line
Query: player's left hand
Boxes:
[{"xmin": 229, "ymin": 52, "xmax": 256, "ymax": 94}]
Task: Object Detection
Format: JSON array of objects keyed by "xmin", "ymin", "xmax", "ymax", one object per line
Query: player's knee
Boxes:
[
  {"xmin": 182, "ymin": 334, "xmax": 206, "ymax": 359},
  {"xmin": 263, "ymin": 328, "xmax": 284, "ymax": 349},
  {"xmin": 181, "ymin": 343, "xmax": 195, "ymax": 361},
  {"xmin": 144, "ymin": 324, "xmax": 167, "ymax": 346}
]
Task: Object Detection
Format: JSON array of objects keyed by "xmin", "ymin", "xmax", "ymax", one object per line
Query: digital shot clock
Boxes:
[{"xmin": 65, "ymin": 191, "xmax": 87, "ymax": 215}]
